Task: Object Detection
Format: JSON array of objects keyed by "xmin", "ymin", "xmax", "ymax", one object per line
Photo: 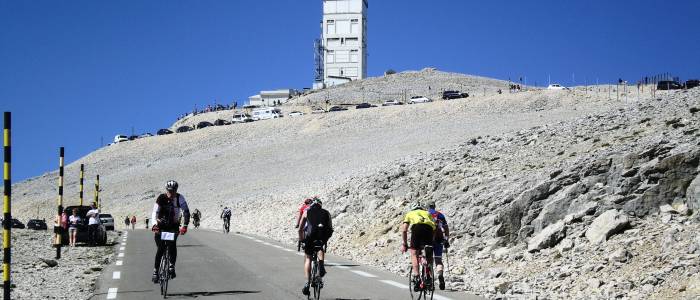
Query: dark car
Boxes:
[
  {"xmin": 214, "ymin": 119, "xmax": 230, "ymax": 126},
  {"xmin": 355, "ymin": 103, "xmax": 377, "ymax": 109},
  {"xmin": 196, "ymin": 121, "xmax": 214, "ymax": 129},
  {"xmin": 442, "ymin": 90, "xmax": 463, "ymax": 100},
  {"xmin": 657, "ymin": 81, "xmax": 683, "ymax": 90},
  {"xmin": 27, "ymin": 219, "xmax": 48, "ymax": 230},
  {"xmin": 10, "ymin": 219, "xmax": 25, "ymax": 229},
  {"xmin": 157, "ymin": 129, "xmax": 173, "ymax": 135},
  {"xmin": 128, "ymin": 135, "xmax": 138, "ymax": 141},
  {"xmin": 328, "ymin": 106, "xmax": 348, "ymax": 112},
  {"xmin": 176, "ymin": 126, "xmax": 192, "ymax": 133},
  {"xmin": 686, "ymin": 79, "xmax": 700, "ymax": 89},
  {"xmin": 61, "ymin": 205, "xmax": 107, "ymax": 246},
  {"xmin": 460, "ymin": 92, "xmax": 470, "ymax": 98}
]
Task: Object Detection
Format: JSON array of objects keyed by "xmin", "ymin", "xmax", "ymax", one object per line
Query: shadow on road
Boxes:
[
  {"xmin": 176, "ymin": 244, "xmax": 205, "ymax": 248},
  {"xmin": 87, "ymin": 289, "xmax": 154, "ymax": 299},
  {"xmin": 166, "ymin": 290, "xmax": 261, "ymax": 298},
  {"xmin": 327, "ymin": 263, "xmax": 360, "ymax": 268}
]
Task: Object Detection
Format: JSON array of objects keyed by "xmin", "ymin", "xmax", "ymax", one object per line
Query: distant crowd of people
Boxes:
[{"xmin": 176, "ymin": 102, "xmax": 239, "ymax": 121}]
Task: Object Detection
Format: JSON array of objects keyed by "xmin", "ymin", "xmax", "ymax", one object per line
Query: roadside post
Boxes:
[
  {"xmin": 3, "ymin": 112, "xmax": 12, "ymax": 299},
  {"xmin": 94, "ymin": 175, "xmax": 99, "ymax": 209},
  {"xmin": 79, "ymin": 164, "xmax": 84, "ymax": 206},
  {"xmin": 54, "ymin": 147, "xmax": 64, "ymax": 259}
]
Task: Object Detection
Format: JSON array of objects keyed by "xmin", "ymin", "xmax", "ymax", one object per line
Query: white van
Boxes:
[
  {"xmin": 251, "ymin": 108, "xmax": 282, "ymax": 121},
  {"xmin": 232, "ymin": 112, "xmax": 253, "ymax": 123},
  {"xmin": 113, "ymin": 135, "xmax": 128, "ymax": 143}
]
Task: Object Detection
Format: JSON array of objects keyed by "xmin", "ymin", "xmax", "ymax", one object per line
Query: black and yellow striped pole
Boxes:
[
  {"xmin": 3, "ymin": 112, "xmax": 12, "ymax": 299},
  {"xmin": 79, "ymin": 164, "xmax": 84, "ymax": 206},
  {"xmin": 54, "ymin": 147, "xmax": 64, "ymax": 259},
  {"xmin": 94, "ymin": 175, "xmax": 99, "ymax": 209}
]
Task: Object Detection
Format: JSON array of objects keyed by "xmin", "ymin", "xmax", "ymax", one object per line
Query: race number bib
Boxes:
[{"xmin": 161, "ymin": 232, "xmax": 176, "ymax": 241}]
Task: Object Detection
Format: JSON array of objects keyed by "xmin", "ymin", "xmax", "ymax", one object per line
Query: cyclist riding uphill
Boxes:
[
  {"xmin": 427, "ymin": 201, "xmax": 450, "ymax": 290},
  {"xmin": 221, "ymin": 206, "xmax": 232, "ymax": 232},
  {"xmin": 151, "ymin": 180, "xmax": 190, "ymax": 283},
  {"xmin": 295, "ymin": 197, "xmax": 313, "ymax": 228},
  {"xmin": 298, "ymin": 197, "xmax": 333, "ymax": 296},
  {"xmin": 400, "ymin": 201, "xmax": 436, "ymax": 292}
]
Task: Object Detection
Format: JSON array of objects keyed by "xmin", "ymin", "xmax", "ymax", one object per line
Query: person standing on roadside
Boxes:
[
  {"xmin": 131, "ymin": 216, "xmax": 136, "ymax": 230},
  {"xmin": 145, "ymin": 217, "xmax": 150, "ymax": 230},
  {"xmin": 68, "ymin": 209, "xmax": 80, "ymax": 247},
  {"xmin": 124, "ymin": 216, "xmax": 130, "ymax": 229},
  {"xmin": 86, "ymin": 202, "xmax": 100, "ymax": 246}
]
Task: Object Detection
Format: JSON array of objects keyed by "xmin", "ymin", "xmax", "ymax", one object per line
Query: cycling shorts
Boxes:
[
  {"xmin": 432, "ymin": 242, "xmax": 443, "ymax": 258},
  {"xmin": 410, "ymin": 223, "xmax": 434, "ymax": 250},
  {"xmin": 303, "ymin": 240, "xmax": 325, "ymax": 256}
]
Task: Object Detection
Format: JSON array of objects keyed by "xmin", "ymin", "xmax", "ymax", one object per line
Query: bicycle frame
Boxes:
[{"xmin": 409, "ymin": 245, "xmax": 434, "ymax": 300}]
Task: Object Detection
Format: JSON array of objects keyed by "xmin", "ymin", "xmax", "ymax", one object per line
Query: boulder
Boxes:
[
  {"xmin": 585, "ymin": 209, "xmax": 630, "ymax": 244},
  {"xmin": 608, "ymin": 248, "xmax": 630, "ymax": 263},
  {"xmin": 687, "ymin": 174, "xmax": 700, "ymax": 218},
  {"xmin": 528, "ymin": 220, "xmax": 567, "ymax": 252}
]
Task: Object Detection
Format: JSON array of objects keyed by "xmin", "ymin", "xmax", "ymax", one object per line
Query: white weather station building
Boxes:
[{"xmin": 314, "ymin": 0, "xmax": 368, "ymax": 88}]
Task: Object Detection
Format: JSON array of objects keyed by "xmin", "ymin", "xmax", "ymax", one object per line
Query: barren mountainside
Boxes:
[{"xmin": 7, "ymin": 71, "xmax": 699, "ymax": 299}]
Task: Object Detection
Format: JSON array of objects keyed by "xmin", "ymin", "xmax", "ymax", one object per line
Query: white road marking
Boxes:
[
  {"xmin": 296, "ymin": 252, "xmax": 305, "ymax": 256},
  {"xmin": 112, "ymin": 271, "xmax": 121, "ymax": 279},
  {"xmin": 254, "ymin": 239, "xmax": 263, "ymax": 243},
  {"xmin": 121, "ymin": 242, "xmax": 126, "ymax": 246},
  {"xmin": 118, "ymin": 252, "xmax": 124, "ymax": 258},
  {"xmin": 380, "ymin": 279, "xmax": 409, "ymax": 289},
  {"xmin": 350, "ymin": 270, "xmax": 377, "ymax": 278},
  {"xmin": 284, "ymin": 249, "xmax": 294, "ymax": 252},
  {"xmin": 432, "ymin": 294, "xmax": 454, "ymax": 300},
  {"xmin": 116, "ymin": 260, "xmax": 123, "ymax": 266},
  {"xmin": 119, "ymin": 247, "xmax": 125, "ymax": 251},
  {"xmin": 107, "ymin": 288, "xmax": 118, "ymax": 299}
]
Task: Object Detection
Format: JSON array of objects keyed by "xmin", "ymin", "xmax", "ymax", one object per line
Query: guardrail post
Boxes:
[
  {"xmin": 79, "ymin": 164, "xmax": 84, "ymax": 206},
  {"xmin": 54, "ymin": 147, "xmax": 64, "ymax": 259}
]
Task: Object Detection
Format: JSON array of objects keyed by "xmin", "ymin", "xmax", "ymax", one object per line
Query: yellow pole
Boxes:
[
  {"xmin": 79, "ymin": 164, "xmax": 84, "ymax": 206},
  {"xmin": 3, "ymin": 112, "xmax": 12, "ymax": 299}
]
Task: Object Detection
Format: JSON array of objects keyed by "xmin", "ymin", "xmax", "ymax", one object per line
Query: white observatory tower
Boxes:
[{"xmin": 315, "ymin": 0, "xmax": 368, "ymax": 88}]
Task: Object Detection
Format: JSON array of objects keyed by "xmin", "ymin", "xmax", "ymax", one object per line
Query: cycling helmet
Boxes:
[
  {"xmin": 427, "ymin": 201, "xmax": 436, "ymax": 209},
  {"xmin": 166, "ymin": 180, "xmax": 178, "ymax": 191},
  {"xmin": 304, "ymin": 198, "xmax": 312, "ymax": 205},
  {"xmin": 410, "ymin": 201, "xmax": 423, "ymax": 210},
  {"xmin": 312, "ymin": 197, "xmax": 322, "ymax": 206}
]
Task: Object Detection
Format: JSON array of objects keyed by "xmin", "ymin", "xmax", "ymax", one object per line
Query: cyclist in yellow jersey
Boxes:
[{"xmin": 401, "ymin": 201, "xmax": 436, "ymax": 291}]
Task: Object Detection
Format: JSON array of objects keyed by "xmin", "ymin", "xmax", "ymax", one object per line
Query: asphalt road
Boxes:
[{"xmin": 93, "ymin": 229, "xmax": 484, "ymax": 300}]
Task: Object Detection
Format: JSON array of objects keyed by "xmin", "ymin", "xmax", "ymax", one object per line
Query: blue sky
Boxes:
[{"xmin": 1, "ymin": 0, "xmax": 699, "ymax": 181}]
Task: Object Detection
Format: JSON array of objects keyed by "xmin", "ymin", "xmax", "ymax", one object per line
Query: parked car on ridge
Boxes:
[
  {"xmin": 232, "ymin": 113, "xmax": 254, "ymax": 123},
  {"xmin": 442, "ymin": 90, "xmax": 463, "ymax": 100},
  {"xmin": 113, "ymin": 135, "xmax": 128, "ymax": 143},
  {"xmin": 657, "ymin": 80, "xmax": 683, "ymax": 90},
  {"xmin": 196, "ymin": 121, "xmax": 214, "ymax": 129},
  {"xmin": 328, "ymin": 106, "xmax": 348, "ymax": 112},
  {"xmin": 356, "ymin": 103, "xmax": 377, "ymax": 109},
  {"xmin": 685, "ymin": 79, "xmax": 699, "ymax": 89},
  {"xmin": 408, "ymin": 96, "xmax": 432, "ymax": 104},
  {"xmin": 214, "ymin": 119, "xmax": 230, "ymax": 126},
  {"xmin": 547, "ymin": 84, "xmax": 568, "ymax": 90},
  {"xmin": 157, "ymin": 129, "xmax": 173, "ymax": 135},
  {"xmin": 176, "ymin": 126, "xmax": 193, "ymax": 133},
  {"xmin": 382, "ymin": 100, "xmax": 403, "ymax": 106},
  {"xmin": 10, "ymin": 219, "xmax": 25, "ymax": 229},
  {"xmin": 289, "ymin": 111, "xmax": 304, "ymax": 117}
]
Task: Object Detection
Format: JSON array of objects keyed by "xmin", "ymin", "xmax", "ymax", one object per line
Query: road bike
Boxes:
[
  {"xmin": 222, "ymin": 217, "xmax": 230, "ymax": 234},
  {"xmin": 299, "ymin": 240, "xmax": 325, "ymax": 300},
  {"xmin": 408, "ymin": 245, "xmax": 434, "ymax": 300},
  {"xmin": 158, "ymin": 231, "xmax": 176, "ymax": 298}
]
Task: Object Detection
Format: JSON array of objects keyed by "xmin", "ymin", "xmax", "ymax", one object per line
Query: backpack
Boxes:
[
  {"xmin": 156, "ymin": 193, "xmax": 181, "ymax": 229},
  {"xmin": 223, "ymin": 209, "xmax": 231, "ymax": 219},
  {"xmin": 430, "ymin": 210, "xmax": 446, "ymax": 241},
  {"xmin": 304, "ymin": 205, "xmax": 332, "ymax": 243}
]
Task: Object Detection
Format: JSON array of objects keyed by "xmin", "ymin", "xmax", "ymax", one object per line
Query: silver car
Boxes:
[{"xmin": 100, "ymin": 213, "xmax": 115, "ymax": 231}]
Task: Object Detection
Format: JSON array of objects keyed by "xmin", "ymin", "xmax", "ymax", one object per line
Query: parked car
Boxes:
[
  {"xmin": 128, "ymin": 135, "xmax": 138, "ymax": 141},
  {"xmin": 196, "ymin": 121, "xmax": 214, "ymax": 129},
  {"xmin": 382, "ymin": 100, "xmax": 404, "ymax": 106},
  {"xmin": 355, "ymin": 103, "xmax": 377, "ymax": 109},
  {"xmin": 657, "ymin": 81, "xmax": 683, "ymax": 90},
  {"xmin": 232, "ymin": 113, "xmax": 254, "ymax": 123},
  {"xmin": 310, "ymin": 107, "xmax": 326, "ymax": 114},
  {"xmin": 100, "ymin": 213, "xmax": 115, "ymax": 231},
  {"xmin": 138, "ymin": 133, "xmax": 153, "ymax": 138},
  {"xmin": 27, "ymin": 219, "xmax": 48, "ymax": 230},
  {"xmin": 176, "ymin": 126, "xmax": 193, "ymax": 133},
  {"xmin": 60, "ymin": 205, "xmax": 107, "ymax": 246},
  {"xmin": 547, "ymin": 84, "xmax": 567, "ymax": 90},
  {"xmin": 10, "ymin": 219, "xmax": 25, "ymax": 229},
  {"xmin": 214, "ymin": 119, "xmax": 230, "ymax": 126},
  {"xmin": 408, "ymin": 96, "xmax": 432, "ymax": 104},
  {"xmin": 685, "ymin": 79, "xmax": 699, "ymax": 89},
  {"xmin": 113, "ymin": 135, "xmax": 128, "ymax": 143},
  {"xmin": 460, "ymin": 92, "xmax": 470, "ymax": 98},
  {"xmin": 288, "ymin": 111, "xmax": 304, "ymax": 117},
  {"xmin": 252, "ymin": 107, "xmax": 283, "ymax": 121},
  {"xmin": 328, "ymin": 106, "xmax": 348, "ymax": 112},
  {"xmin": 442, "ymin": 90, "xmax": 462, "ymax": 100},
  {"xmin": 157, "ymin": 129, "xmax": 173, "ymax": 135}
]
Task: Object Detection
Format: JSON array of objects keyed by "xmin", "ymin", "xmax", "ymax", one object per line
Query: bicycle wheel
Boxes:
[
  {"xmin": 421, "ymin": 261, "xmax": 434, "ymax": 300},
  {"xmin": 408, "ymin": 265, "xmax": 417, "ymax": 300},
  {"xmin": 159, "ymin": 246, "xmax": 170, "ymax": 298}
]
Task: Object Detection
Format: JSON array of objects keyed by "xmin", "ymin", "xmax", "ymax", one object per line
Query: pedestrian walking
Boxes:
[
  {"xmin": 145, "ymin": 217, "xmax": 150, "ymax": 230},
  {"xmin": 131, "ymin": 216, "xmax": 136, "ymax": 230},
  {"xmin": 124, "ymin": 216, "xmax": 131, "ymax": 229},
  {"xmin": 86, "ymin": 202, "xmax": 100, "ymax": 246}
]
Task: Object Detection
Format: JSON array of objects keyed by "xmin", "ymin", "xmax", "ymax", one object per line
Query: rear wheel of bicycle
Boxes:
[
  {"xmin": 159, "ymin": 248, "xmax": 170, "ymax": 298},
  {"xmin": 422, "ymin": 263, "xmax": 434, "ymax": 300},
  {"xmin": 313, "ymin": 276, "xmax": 322, "ymax": 300}
]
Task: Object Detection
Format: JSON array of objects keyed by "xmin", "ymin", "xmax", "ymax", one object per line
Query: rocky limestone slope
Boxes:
[{"xmin": 312, "ymin": 88, "xmax": 700, "ymax": 299}]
